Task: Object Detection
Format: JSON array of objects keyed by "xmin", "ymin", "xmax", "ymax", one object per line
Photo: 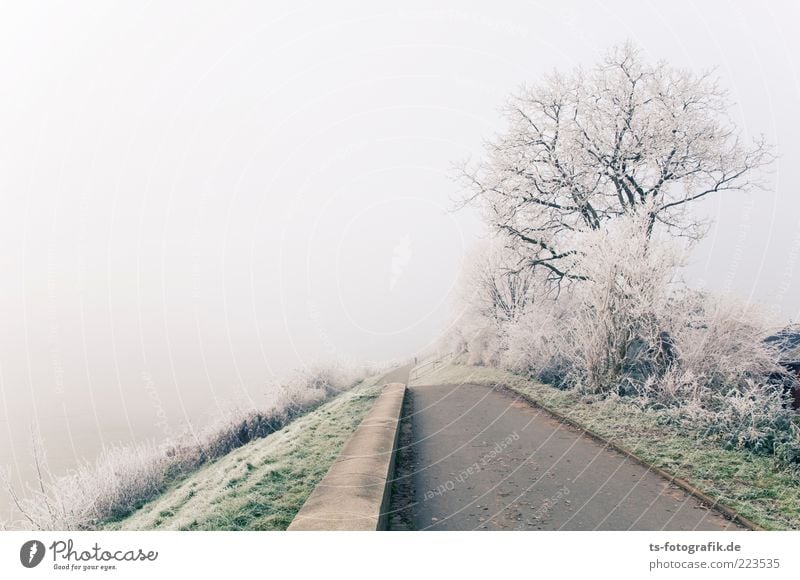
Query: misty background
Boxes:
[{"xmin": 1, "ymin": 0, "xmax": 799, "ymax": 518}]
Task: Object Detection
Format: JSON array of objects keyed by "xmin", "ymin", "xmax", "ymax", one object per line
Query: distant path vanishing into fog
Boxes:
[
  {"xmin": 379, "ymin": 363, "xmax": 412, "ymax": 386},
  {"xmin": 395, "ymin": 382, "xmax": 743, "ymax": 531}
]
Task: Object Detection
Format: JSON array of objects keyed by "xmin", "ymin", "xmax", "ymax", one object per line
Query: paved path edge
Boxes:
[{"xmin": 493, "ymin": 383, "xmax": 764, "ymax": 531}]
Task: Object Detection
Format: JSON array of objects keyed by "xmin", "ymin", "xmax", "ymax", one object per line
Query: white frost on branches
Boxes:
[
  {"xmin": 449, "ymin": 44, "xmax": 798, "ymax": 460},
  {"xmin": 459, "ymin": 42, "xmax": 772, "ymax": 285}
]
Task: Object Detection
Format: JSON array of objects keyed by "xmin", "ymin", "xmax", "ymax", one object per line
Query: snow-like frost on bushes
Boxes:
[
  {"xmin": 561, "ymin": 208, "xmax": 686, "ymax": 393},
  {"xmin": 447, "ymin": 239, "xmax": 534, "ymax": 367},
  {"xmin": 631, "ymin": 294, "xmax": 794, "ymax": 453},
  {"xmin": 502, "ymin": 299, "xmax": 573, "ymax": 386},
  {"xmin": 657, "ymin": 374, "xmax": 792, "ymax": 452},
  {"xmin": 2, "ymin": 363, "xmax": 372, "ymax": 530},
  {"xmin": 671, "ymin": 295, "xmax": 784, "ymax": 393},
  {"xmin": 450, "ymin": 209, "xmax": 800, "ymax": 464}
]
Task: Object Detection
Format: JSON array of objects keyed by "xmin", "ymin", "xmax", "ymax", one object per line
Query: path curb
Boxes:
[
  {"xmin": 288, "ymin": 382, "xmax": 406, "ymax": 530},
  {"xmin": 495, "ymin": 383, "xmax": 764, "ymax": 531}
]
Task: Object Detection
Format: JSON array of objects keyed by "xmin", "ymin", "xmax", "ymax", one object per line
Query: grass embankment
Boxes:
[
  {"xmin": 411, "ymin": 362, "xmax": 800, "ymax": 530},
  {"xmin": 103, "ymin": 376, "xmax": 384, "ymax": 530}
]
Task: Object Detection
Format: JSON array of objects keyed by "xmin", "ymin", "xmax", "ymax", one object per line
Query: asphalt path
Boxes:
[{"xmin": 395, "ymin": 382, "xmax": 743, "ymax": 531}]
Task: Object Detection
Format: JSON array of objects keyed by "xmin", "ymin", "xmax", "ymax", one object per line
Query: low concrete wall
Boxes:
[{"xmin": 288, "ymin": 382, "xmax": 406, "ymax": 530}]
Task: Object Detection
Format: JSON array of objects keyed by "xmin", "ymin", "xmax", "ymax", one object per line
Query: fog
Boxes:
[{"xmin": 1, "ymin": 0, "xmax": 799, "ymax": 518}]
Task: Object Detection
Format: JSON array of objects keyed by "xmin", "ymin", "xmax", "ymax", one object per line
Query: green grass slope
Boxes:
[{"xmin": 103, "ymin": 376, "xmax": 383, "ymax": 530}]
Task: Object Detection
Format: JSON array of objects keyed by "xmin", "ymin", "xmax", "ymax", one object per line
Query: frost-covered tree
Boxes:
[
  {"xmin": 448, "ymin": 240, "xmax": 539, "ymax": 365},
  {"xmin": 459, "ymin": 240, "xmax": 536, "ymax": 324},
  {"xmin": 450, "ymin": 44, "xmax": 797, "ymax": 460},
  {"xmin": 460, "ymin": 43, "xmax": 772, "ymax": 284}
]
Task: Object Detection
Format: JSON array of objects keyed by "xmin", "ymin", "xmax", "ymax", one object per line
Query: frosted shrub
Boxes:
[
  {"xmin": 560, "ymin": 208, "xmax": 686, "ymax": 393},
  {"xmin": 669, "ymin": 378, "xmax": 792, "ymax": 452},
  {"xmin": 0, "ymin": 438, "xmax": 179, "ymax": 530},
  {"xmin": 448, "ymin": 239, "xmax": 539, "ymax": 367},
  {"xmin": 672, "ymin": 295, "xmax": 783, "ymax": 393},
  {"xmin": 632, "ymin": 294, "xmax": 793, "ymax": 453},
  {"xmin": 3, "ymin": 363, "xmax": 371, "ymax": 530},
  {"xmin": 464, "ymin": 326, "xmax": 505, "ymax": 367},
  {"xmin": 451, "ymin": 209, "xmax": 799, "ymax": 464},
  {"xmin": 502, "ymin": 299, "xmax": 573, "ymax": 386}
]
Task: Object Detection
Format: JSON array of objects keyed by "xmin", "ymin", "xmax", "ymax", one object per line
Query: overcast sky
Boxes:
[{"xmin": 1, "ymin": 1, "xmax": 799, "ymax": 509}]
